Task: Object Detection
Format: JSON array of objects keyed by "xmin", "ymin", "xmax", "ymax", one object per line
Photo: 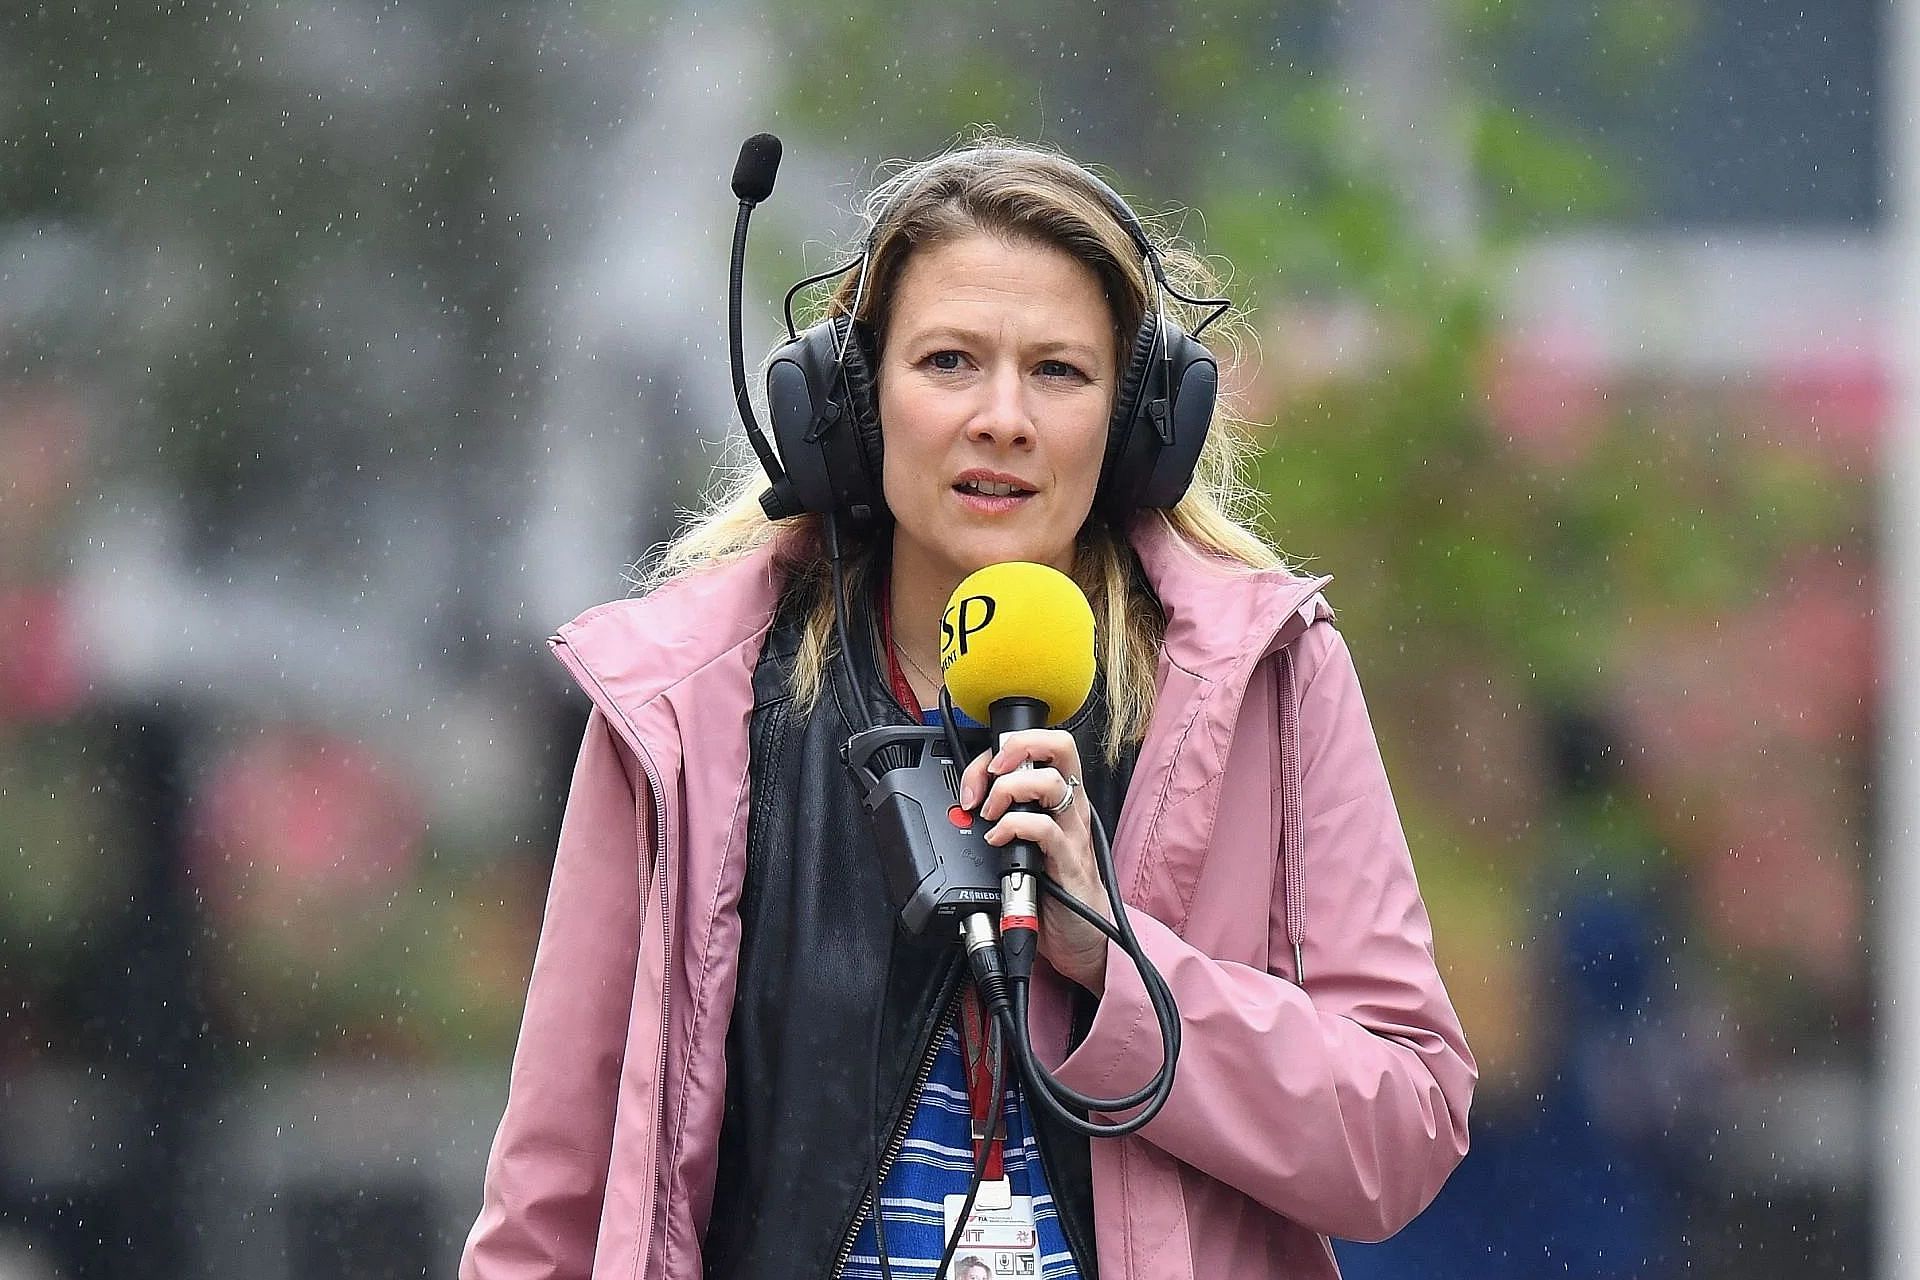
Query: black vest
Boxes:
[{"xmin": 702, "ymin": 580, "xmax": 1134, "ymax": 1279}]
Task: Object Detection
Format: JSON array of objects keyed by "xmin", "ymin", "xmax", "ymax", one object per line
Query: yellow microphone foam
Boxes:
[{"xmin": 940, "ymin": 562, "xmax": 1096, "ymax": 726}]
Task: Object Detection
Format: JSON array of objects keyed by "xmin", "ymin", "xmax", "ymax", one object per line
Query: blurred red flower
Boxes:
[{"xmin": 190, "ymin": 726, "xmax": 426, "ymax": 932}]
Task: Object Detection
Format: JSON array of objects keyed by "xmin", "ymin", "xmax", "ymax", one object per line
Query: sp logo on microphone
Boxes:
[
  {"xmin": 939, "ymin": 594, "xmax": 996, "ymax": 670},
  {"xmin": 942, "ymin": 562, "xmax": 1095, "ymax": 725}
]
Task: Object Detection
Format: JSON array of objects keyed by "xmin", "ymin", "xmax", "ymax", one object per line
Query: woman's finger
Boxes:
[
  {"xmin": 960, "ymin": 729, "xmax": 1083, "ymax": 810},
  {"xmin": 986, "ymin": 810, "xmax": 1105, "ymax": 903},
  {"xmin": 958, "ymin": 749, "xmax": 995, "ymax": 810},
  {"xmin": 988, "ymin": 728, "xmax": 1082, "ymax": 775},
  {"xmin": 983, "ymin": 808, "xmax": 1073, "ymax": 851},
  {"xmin": 978, "ymin": 766, "xmax": 1076, "ymax": 820}
]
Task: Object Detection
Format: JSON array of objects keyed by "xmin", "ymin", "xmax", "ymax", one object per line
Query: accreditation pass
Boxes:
[{"xmin": 943, "ymin": 1181, "xmax": 1040, "ymax": 1276}]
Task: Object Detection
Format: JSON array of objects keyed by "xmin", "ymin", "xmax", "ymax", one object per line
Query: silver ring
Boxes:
[{"xmin": 1045, "ymin": 773, "xmax": 1081, "ymax": 816}]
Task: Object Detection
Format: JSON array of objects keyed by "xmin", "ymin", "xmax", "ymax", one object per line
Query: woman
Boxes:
[{"xmin": 461, "ymin": 139, "xmax": 1474, "ymax": 1280}]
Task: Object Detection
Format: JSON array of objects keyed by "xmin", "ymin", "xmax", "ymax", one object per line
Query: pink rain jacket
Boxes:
[{"xmin": 462, "ymin": 518, "xmax": 1475, "ymax": 1279}]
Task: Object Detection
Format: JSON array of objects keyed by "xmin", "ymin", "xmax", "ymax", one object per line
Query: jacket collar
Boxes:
[
  {"xmin": 551, "ymin": 542, "xmax": 786, "ymax": 723},
  {"xmin": 1128, "ymin": 515, "xmax": 1332, "ymax": 681},
  {"xmin": 1103, "ymin": 517, "xmax": 1331, "ymax": 918},
  {"xmin": 551, "ymin": 518, "xmax": 1331, "ymax": 736}
]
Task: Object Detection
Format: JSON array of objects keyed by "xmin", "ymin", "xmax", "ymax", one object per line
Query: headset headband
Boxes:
[{"xmin": 739, "ymin": 137, "xmax": 1230, "ymax": 526}]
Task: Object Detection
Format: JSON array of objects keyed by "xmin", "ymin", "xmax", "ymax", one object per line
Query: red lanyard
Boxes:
[
  {"xmin": 959, "ymin": 988, "xmax": 1006, "ymax": 1181},
  {"xmin": 878, "ymin": 578, "xmax": 924, "ymax": 714},
  {"xmin": 887, "ymin": 582, "xmax": 1003, "ymax": 1176}
]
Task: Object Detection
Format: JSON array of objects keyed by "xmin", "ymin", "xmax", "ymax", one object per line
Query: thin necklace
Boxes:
[{"xmin": 892, "ymin": 637, "xmax": 942, "ymax": 695}]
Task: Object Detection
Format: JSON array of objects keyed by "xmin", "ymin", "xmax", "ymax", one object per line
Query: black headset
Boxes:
[{"xmin": 728, "ymin": 136, "xmax": 1231, "ymax": 526}]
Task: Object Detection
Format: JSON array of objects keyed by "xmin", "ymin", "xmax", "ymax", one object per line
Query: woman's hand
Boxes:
[{"xmin": 957, "ymin": 728, "xmax": 1112, "ymax": 993}]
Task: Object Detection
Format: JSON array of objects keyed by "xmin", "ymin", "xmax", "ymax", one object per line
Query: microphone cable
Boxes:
[
  {"xmin": 930, "ymin": 995, "xmax": 1006, "ymax": 1280},
  {"xmin": 937, "ymin": 686, "xmax": 1182, "ymax": 1138},
  {"xmin": 836, "ymin": 548, "xmax": 1012, "ymax": 1280},
  {"xmin": 826, "ymin": 542, "xmax": 1179, "ymax": 1272}
]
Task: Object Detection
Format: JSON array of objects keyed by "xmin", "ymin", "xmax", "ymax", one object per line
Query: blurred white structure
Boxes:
[{"xmin": 1881, "ymin": 3, "xmax": 1920, "ymax": 1275}]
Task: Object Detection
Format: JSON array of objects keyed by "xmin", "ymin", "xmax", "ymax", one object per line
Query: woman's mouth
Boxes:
[
  {"xmin": 956, "ymin": 478, "xmax": 1032, "ymax": 498},
  {"xmin": 953, "ymin": 477, "xmax": 1035, "ymax": 511}
]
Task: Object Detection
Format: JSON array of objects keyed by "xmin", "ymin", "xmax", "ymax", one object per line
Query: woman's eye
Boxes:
[
  {"xmin": 1037, "ymin": 359, "xmax": 1086, "ymax": 380},
  {"xmin": 926, "ymin": 350, "xmax": 964, "ymax": 372}
]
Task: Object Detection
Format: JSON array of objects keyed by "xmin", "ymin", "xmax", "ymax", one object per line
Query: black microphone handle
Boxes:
[
  {"xmin": 988, "ymin": 695, "xmax": 1051, "ymax": 877},
  {"xmin": 988, "ymin": 695, "xmax": 1049, "ymax": 736}
]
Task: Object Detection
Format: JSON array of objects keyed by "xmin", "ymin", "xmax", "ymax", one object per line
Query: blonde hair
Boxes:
[{"xmin": 650, "ymin": 137, "xmax": 1282, "ymax": 756}]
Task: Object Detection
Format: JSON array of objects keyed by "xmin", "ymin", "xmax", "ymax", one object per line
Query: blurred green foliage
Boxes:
[
  {"xmin": 749, "ymin": 1, "xmax": 1846, "ymax": 711},
  {"xmin": 752, "ymin": 0, "xmax": 1873, "ymax": 1078},
  {"xmin": 0, "ymin": 0, "xmax": 1872, "ymax": 1078}
]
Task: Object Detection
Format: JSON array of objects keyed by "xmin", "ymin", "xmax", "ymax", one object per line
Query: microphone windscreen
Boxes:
[
  {"xmin": 940, "ymin": 563, "xmax": 1096, "ymax": 726},
  {"xmin": 731, "ymin": 133, "xmax": 783, "ymax": 204}
]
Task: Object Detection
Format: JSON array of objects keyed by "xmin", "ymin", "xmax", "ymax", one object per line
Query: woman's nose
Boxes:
[{"xmin": 967, "ymin": 365, "xmax": 1033, "ymax": 447}]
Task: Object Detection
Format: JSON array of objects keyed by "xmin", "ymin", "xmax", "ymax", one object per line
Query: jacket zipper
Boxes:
[
  {"xmin": 1276, "ymin": 645, "xmax": 1306, "ymax": 987},
  {"xmin": 831, "ymin": 989, "xmax": 963, "ymax": 1279},
  {"xmin": 550, "ymin": 639, "xmax": 675, "ymax": 1279},
  {"xmin": 640, "ymin": 749, "xmax": 670, "ymax": 1276}
]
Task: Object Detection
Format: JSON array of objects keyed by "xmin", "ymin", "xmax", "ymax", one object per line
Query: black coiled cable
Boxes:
[
  {"xmin": 830, "ymin": 537, "xmax": 1182, "ymax": 1279},
  {"xmin": 940, "ymin": 688, "xmax": 1182, "ymax": 1136}
]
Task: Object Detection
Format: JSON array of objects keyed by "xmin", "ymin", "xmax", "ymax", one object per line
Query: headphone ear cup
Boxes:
[
  {"xmin": 763, "ymin": 316, "xmax": 889, "ymax": 522},
  {"xmin": 1097, "ymin": 320, "xmax": 1216, "ymax": 518},
  {"xmin": 833, "ymin": 316, "xmax": 886, "ymax": 493},
  {"xmin": 1137, "ymin": 327, "xmax": 1216, "ymax": 509},
  {"xmin": 1099, "ymin": 317, "xmax": 1164, "ymax": 514}
]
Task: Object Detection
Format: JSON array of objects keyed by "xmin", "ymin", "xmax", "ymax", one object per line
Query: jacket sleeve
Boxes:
[
  {"xmin": 461, "ymin": 708, "xmax": 646, "ymax": 1279},
  {"xmin": 1052, "ymin": 622, "xmax": 1476, "ymax": 1243}
]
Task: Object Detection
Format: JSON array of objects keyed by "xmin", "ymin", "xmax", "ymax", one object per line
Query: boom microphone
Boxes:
[
  {"xmin": 724, "ymin": 133, "xmax": 801, "ymax": 519},
  {"xmin": 731, "ymin": 132, "xmax": 782, "ymax": 205}
]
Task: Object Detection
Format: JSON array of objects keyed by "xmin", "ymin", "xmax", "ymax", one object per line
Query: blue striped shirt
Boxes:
[{"xmin": 841, "ymin": 1012, "xmax": 1082, "ymax": 1279}]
